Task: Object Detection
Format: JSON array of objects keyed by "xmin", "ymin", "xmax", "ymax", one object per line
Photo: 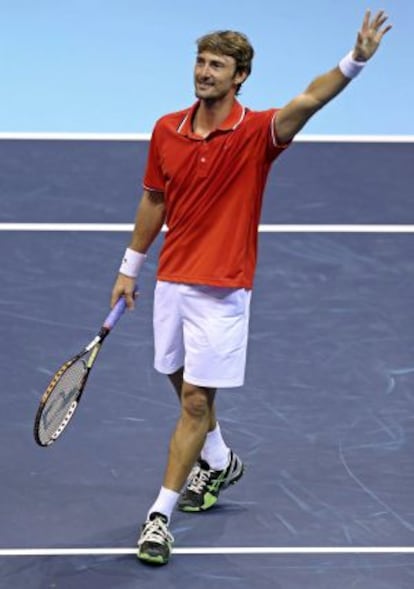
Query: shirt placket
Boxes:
[{"xmin": 197, "ymin": 140, "xmax": 210, "ymax": 178}]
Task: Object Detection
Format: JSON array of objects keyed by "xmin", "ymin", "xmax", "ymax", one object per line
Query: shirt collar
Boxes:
[{"xmin": 177, "ymin": 100, "xmax": 246, "ymax": 138}]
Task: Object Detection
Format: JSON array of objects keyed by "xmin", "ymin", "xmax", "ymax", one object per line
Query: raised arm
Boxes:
[
  {"xmin": 110, "ymin": 189, "xmax": 166, "ymax": 309},
  {"xmin": 274, "ymin": 10, "xmax": 392, "ymax": 145}
]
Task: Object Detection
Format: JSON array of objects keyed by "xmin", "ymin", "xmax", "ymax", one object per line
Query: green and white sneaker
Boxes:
[
  {"xmin": 178, "ymin": 450, "xmax": 244, "ymax": 512},
  {"xmin": 137, "ymin": 512, "xmax": 174, "ymax": 565}
]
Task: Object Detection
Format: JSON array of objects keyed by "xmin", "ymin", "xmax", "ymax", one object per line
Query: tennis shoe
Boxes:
[
  {"xmin": 178, "ymin": 450, "xmax": 244, "ymax": 512},
  {"xmin": 137, "ymin": 512, "xmax": 174, "ymax": 565}
]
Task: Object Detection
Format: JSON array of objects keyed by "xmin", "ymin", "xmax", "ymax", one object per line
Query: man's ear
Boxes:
[{"xmin": 235, "ymin": 70, "xmax": 248, "ymax": 86}]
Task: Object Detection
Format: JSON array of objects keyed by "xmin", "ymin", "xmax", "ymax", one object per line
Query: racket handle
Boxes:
[{"xmin": 103, "ymin": 286, "xmax": 137, "ymax": 330}]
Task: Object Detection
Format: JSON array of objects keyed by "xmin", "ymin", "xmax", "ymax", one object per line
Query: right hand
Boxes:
[{"xmin": 110, "ymin": 273, "xmax": 138, "ymax": 310}]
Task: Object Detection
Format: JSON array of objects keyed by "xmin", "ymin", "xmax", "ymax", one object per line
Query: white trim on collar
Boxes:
[
  {"xmin": 176, "ymin": 113, "xmax": 189, "ymax": 134},
  {"xmin": 232, "ymin": 105, "xmax": 246, "ymax": 130},
  {"xmin": 176, "ymin": 103, "xmax": 246, "ymax": 135}
]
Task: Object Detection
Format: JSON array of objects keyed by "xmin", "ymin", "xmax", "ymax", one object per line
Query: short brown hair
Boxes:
[{"xmin": 196, "ymin": 31, "xmax": 254, "ymax": 93}]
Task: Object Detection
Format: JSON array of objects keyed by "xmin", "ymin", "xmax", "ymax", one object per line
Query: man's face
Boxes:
[{"xmin": 194, "ymin": 51, "xmax": 245, "ymax": 101}]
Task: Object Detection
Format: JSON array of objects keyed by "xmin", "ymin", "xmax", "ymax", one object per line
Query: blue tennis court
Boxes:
[{"xmin": 1, "ymin": 136, "xmax": 414, "ymax": 588}]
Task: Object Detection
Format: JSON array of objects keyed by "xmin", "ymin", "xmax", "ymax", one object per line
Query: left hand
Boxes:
[{"xmin": 353, "ymin": 9, "xmax": 392, "ymax": 62}]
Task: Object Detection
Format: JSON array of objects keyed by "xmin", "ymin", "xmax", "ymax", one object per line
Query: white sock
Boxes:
[
  {"xmin": 147, "ymin": 486, "xmax": 180, "ymax": 523},
  {"xmin": 201, "ymin": 422, "xmax": 230, "ymax": 470}
]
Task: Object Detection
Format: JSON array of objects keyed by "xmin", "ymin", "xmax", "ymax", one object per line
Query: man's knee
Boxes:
[{"xmin": 181, "ymin": 383, "xmax": 213, "ymax": 420}]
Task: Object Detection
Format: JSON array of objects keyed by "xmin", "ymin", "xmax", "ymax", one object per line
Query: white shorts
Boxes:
[{"xmin": 153, "ymin": 281, "xmax": 252, "ymax": 388}]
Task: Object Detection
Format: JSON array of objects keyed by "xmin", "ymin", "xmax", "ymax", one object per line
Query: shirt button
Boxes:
[{"xmin": 201, "ymin": 157, "xmax": 206, "ymax": 163}]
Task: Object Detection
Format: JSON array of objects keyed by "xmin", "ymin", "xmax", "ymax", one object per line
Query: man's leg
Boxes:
[
  {"xmin": 168, "ymin": 367, "xmax": 217, "ymax": 431},
  {"xmin": 137, "ymin": 381, "xmax": 214, "ymax": 565},
  {"xmin": 166, "ymin": 368, "xmax": 243, "ymax": 512},
  {"xmin": 163, "ymin": 381, "xmax": 216, "ymax": 491}
]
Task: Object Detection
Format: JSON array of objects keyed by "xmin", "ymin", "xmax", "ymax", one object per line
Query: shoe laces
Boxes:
[
  {"xmin": 187, "ymin": 463, "xmax": 214, "ymax": 494},
  {"xmin": 138, "ymin": 516, "xmax": 174, "ymax": 546}
]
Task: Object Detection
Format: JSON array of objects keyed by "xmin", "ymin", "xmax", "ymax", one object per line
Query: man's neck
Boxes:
[{"xmin": 192, "ymin": 94, "xmax": 236, "ymax": 137}]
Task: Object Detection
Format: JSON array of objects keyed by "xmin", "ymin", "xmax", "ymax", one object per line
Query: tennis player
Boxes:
[{"xmin": 111, "ymin": 10, "xmax": 391, "ymax": 565}]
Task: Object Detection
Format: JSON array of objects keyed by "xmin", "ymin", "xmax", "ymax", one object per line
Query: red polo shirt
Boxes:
[{"xmin": 143, "ymin": 100, "xmax": 290, "ymax": 288}]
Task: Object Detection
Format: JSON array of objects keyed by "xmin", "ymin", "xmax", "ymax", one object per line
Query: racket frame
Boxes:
[
  {"xmin": 33, "ymin": 328, "xmax": 109, "ymax": 446},
  {"xmin": 33, "ymin": 292, "xmax": 132, "ymax": 447}
]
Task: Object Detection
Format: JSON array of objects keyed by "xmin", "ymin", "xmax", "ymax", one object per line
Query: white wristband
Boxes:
[
  {"xmin": 119, "ymin": 248, "xmax": 146, "ymax": 278},
  {"xmin": 338, "ymin": 51, "xmax": 366, "ymax": 79}
]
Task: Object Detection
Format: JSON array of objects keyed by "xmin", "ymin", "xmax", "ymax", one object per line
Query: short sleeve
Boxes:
[
  {"xmin": 143, "ymin": 121, "xmax": 165, "ymax": 192},
  {"xmin": 266, "ymin": 108, "xmax": 293, "ymax": 162}
]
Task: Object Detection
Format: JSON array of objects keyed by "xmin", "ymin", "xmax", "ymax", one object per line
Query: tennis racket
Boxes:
[{"xmin": 34, "ymin": 293, "xmax": 134, "ymax": 447}]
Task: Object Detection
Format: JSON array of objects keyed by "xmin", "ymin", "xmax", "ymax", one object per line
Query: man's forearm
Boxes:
[
  {"xmin": 129, "ymin": 190, "xmax": 166, "ymax": 254},
  {"xmin": 303, "ymin": 66, "xmax": 350, "ymax": 112},
  {"xmin": 275, "ymin": 67, "xmax": 351, "ymax": 144}
]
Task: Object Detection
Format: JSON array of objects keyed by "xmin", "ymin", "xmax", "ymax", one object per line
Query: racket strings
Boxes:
[{"xmin": 37, "ymin": 358, "xmax": 87, "ymax": 443}]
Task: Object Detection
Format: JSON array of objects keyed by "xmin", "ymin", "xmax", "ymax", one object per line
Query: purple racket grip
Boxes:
[{"xmin": 103, "ymin": 286, "xmax": 137, "ymax": 331}]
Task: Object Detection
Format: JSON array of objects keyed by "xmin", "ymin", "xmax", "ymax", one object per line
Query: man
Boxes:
[{"xmin": 110, "ymin": 10, "xmax": 391, "ymax": 565}]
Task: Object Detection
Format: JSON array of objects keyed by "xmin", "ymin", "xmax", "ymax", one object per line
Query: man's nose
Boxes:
[{"xmin": 199, "ymin": 64, "xmax": 211, "ymax": 78}]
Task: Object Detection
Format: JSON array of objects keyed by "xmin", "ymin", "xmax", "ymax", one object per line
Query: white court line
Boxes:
[
  {"xmin": 0, "ymin": 223, "xmax": 136, "ymax": 232},
  {"xmin": 0, "ymin": 132, "xmax": 413, "ymax": 143},
  {"xmin": 0, "ymin": 132, "xmax": 151, "ymax": 141},
  {"xmin": 1, "ymin": 223, "xmax": 414, "ymax": 233},
  {"xmin": 1, "ymin": 546, "xmax": 414, "ymax": 557}
]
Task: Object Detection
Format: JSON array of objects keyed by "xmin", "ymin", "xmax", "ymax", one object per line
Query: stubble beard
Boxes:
[{"xmin": 195, "ymin": 82, "xmax": 230, "ymax": 104}]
